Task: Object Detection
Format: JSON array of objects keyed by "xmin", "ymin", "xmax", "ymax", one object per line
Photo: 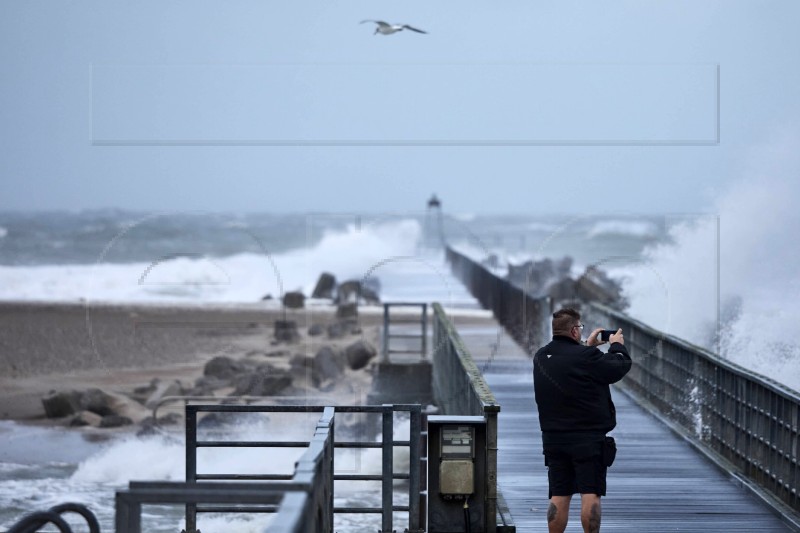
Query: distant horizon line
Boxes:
[{"xmin": 0, "ymin": 207, "xmax": 718, "ymax": 218}]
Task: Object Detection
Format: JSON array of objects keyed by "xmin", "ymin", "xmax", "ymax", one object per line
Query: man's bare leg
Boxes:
[
  {"xmin": 580, "ymin": 494, "xmax": 601, "ymax": 533},
  {"xmin": 547, "ymin": 495, "xmax": 571, "ymax": 533}
]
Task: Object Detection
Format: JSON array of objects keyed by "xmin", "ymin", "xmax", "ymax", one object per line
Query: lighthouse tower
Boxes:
[{"xmin": 422, "ymin": 194, "xmax": 445, "ymax": 251}]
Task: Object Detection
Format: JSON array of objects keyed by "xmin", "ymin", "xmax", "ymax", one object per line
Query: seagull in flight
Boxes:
[{"xmin": 360, "ymin": 20, "xmax": 427, "ymax": 35}]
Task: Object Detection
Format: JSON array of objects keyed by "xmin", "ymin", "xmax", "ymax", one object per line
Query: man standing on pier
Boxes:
[{"xmin": 533, "ymin": 308, "xmax": 631, "ymax": 533}]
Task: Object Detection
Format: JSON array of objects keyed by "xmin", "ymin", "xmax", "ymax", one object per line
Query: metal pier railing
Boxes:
[
  {"xmin": 445, "ymin": 243, "xmax": 800, "ymax": 525},
  {"xmin": 115, "ymin": 403, "xmax": 424, "ymax": 533},
  {"xmin": 382, "ymin": 302, "xmax": 428, "ymax": 361},
  {"xmin": 431, "ymin": 302, "xmax": 506, "ymax": 533},
  {"xmin": 445, "ymin": 246, "xmax": 549, "ymax": 352},
  {"xmin": 586, "ymin": 303, "xmax": 800, "ymax": 522}
]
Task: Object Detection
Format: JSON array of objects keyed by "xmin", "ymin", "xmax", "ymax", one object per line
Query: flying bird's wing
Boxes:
[
  {"xmin": 360, "ymin": 20, "xmax": 391, "ymax": 29},
  {"xmin": 402, "ymin": 24, "xmax": 427, "ymax": 34}
]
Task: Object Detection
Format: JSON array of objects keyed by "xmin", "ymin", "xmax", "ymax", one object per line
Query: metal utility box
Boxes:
[{"xmin": 427, "ymin": 415, "xmax": 487, "ymax": 533}]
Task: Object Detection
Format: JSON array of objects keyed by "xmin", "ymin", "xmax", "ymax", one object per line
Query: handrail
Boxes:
[
  {"xmin": 444, "ymin": 243, "xmax": 800, "ymax": 521},
  {"xmin": 586, "ymin": 302, "xmax": 800, "ymax": 519},
  {"xmin": 181, "ymin": 403, "xmax": 422, "ymax": 533},
  {"xmin": 446, "ymin": 245, "xmax": 550, "ymax": 352},
  {"xmin": 382, "ymin": 302, "xmax": 428, "ymax": 361},
  {"xmin": 431, "ymin": 302, "xmax": 501, "ymax": 533},
  {"xmin": 588, "ymin": 302, "xmax": 800, "ymax": 399},
  {"xmin": 431, "ymin": 303, "xmax": 499, "ymax": 414}
]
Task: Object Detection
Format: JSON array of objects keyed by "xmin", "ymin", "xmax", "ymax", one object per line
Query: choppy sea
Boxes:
[{"xmin": 0, "ymin": 209, "xmax": 797, "ymax": 531}]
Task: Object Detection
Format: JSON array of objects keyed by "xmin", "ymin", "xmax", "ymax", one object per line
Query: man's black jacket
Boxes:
[{"xmin": 533, "ymin": 335, "xmax": 632, "ymax": 435}]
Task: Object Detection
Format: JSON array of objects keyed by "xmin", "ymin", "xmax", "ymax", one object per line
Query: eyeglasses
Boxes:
[{"xmin": 573, "ymin": 323, "xmax": 584, "ymax": 330}]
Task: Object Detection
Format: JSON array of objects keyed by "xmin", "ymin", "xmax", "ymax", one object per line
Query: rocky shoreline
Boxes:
[{"xmin": 0, "ymin": 299, "xmax": 383, "ymax": 433}]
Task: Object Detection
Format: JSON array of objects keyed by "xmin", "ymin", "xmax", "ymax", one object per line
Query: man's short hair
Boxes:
[{"xmin": 552, "ymin": 308, "xmax": 581, "ymax": 336}]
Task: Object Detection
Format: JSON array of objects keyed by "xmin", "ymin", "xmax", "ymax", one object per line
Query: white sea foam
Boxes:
[
  {"xmin": 526, "ymin": 222, "xmax": 562, "ymax": 233},
  {"xmin": 178, "ymin": 514, "xmax": 273, "ymax": 533},
  {"xmin": 618, "ymin": 133, "xmax": 800, "ymax": 391},
  {"xmin": 0, "ymin": 219, "xmax": 469, "ymax": 304},
  {"xmin": 70, "ymin": 435, "xmax": 186, "ymax": 484},
  {"xmin": 587, "ymin": 219, "xmax": 659, "ymax": 239}
]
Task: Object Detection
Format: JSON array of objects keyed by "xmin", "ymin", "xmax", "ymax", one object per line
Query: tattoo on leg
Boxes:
[
  {"xmin": 547, "ymin": 503, "xmax": 557, "ymax": 523},
  {"xmin": 588, "ymin": 503, "xmax": 601, "ymax": 533}
]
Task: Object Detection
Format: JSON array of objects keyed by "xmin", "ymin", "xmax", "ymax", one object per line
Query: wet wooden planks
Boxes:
[{"xmin": 457, "ymin": 323, "xmax": 793, "ymax": 532}]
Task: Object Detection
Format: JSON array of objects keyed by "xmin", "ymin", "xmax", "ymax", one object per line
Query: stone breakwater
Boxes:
[{"xmin": 0, "ymin": 300, "xmax": 384, "ymax": 423}]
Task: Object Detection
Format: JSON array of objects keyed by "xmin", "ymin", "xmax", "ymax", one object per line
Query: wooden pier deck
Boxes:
[{"xmin": 455, "ymin": 319, "xmax": 794, "ymax": 532}]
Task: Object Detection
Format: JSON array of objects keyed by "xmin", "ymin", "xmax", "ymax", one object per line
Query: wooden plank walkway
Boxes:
[{"xmin": 455, "ymin": 320, "xmax": 793, "ymax": 532}]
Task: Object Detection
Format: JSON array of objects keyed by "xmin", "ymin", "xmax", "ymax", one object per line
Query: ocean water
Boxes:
[
  {"xmin": 0, "ymin": 415, "xmax": 412, "ymax": 533},
  {"xmin": 0, "ymin": 208, "xmax": 796, "ymax": 387},
  {"xmin": 1, "ymin": 208, "xmax": 798, "ymax": 530},
  {"xmin": 0, "ymin": 210, "xmax": 663, "ymax": 302}
]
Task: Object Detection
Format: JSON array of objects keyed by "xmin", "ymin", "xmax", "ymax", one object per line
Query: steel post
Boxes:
[
  {"xmin": 381, "ymin": 405, "xmax": 394, "ymax": 533},
  {"xmin": 421, "ymin": 303, "xmax": 428, "ymax": 359},
  {"xmin": 185, "ymin": 406, "xmax": 197, "ymax": 533},
  {"xmin": 408, "ymin": 405, "xmax": 422, "ymax": 533},
  {"xmin": 383, "ymin": 304, "xmax": 390, "ymax": 362}
]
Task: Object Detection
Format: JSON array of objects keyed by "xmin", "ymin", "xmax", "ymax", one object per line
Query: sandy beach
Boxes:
[{"xmin": 0, "ymin": 301, "xmax": 386, "ymax": 422}]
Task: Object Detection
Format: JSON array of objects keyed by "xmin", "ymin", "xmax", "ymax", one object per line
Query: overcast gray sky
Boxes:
[{"xmin": 1, "ymin": 1, "xmax": 798, "ymax": 215}]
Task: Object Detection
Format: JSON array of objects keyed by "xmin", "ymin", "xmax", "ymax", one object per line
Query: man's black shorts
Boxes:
[{"xmin": 544, "ymin": 440, "xmax": 606, "ymax": 497}]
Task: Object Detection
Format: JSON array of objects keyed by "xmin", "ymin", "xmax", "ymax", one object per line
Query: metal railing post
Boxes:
[
  {"xmin": 324, "ymin": 406, "xmax": 335, "ymax": 532},
  {"xmin": 115, "ymin": 492, "xmax": 141, "ymax": 533},
  {"xmin": 381, "ymin": 404, "xmax": 394, "ymax": 533},
  {"xmin": 421, "ymin": 303, "xmax": 428, "ymax": 359},
  {"xmin": 408, "ymin": 404, "xmax": 422, "ymax": 533},
  {"xmin": 185, "ymin": 405, "xmax": 197, "ymax": 533},
  {"xmin": 485, "ymin": 407, "xmax": 499, "ymax": 533},
  {"xmin": 383, "ymin": 303, "xmax": 391, "ymax": 362}
]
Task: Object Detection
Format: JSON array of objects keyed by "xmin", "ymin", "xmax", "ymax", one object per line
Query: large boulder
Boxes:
[
  {"xmin": 575, "ymin": 265, "xmax": 628, "ymax": 310},
  {"xmin": 232, "ymin": 365, "xmax": 292, "ymax": 396},
  {"xmin": 100, "ymin": 415, "xmax": 134, "ymax": 428},
  {"xmin": 289, "ymin": 353, "xmax": 314, "ymax": 373},
  {"xmin": 203, "ymin": 356, "xmax": 244, "ymax": 381},
  {"xmin": 345, "ymin": 340, "xmax": 378, "ymax": 370},
  {"xmin": 335, "ymin": 279, "xmax": 380, "ymax": 305},
  {"xmin": 274, "ymin": 320, "xmax": 300, "ymax": 343},
  {"xmin": 290, "ymin": 348, "xmax": 345, "ymax": 388},
  {"xmin": 144, "ymin": 380, "xmax": 185, "ymax": 409},
  {"xmin": 189, "ymin": 375, "xmax": 230, "ymax": 396},
  {"xmin": 327, "ymin": 322, "xmax": 346, "ymax": 339},
  {"xmin": 311, "ymin": 272, "xmax": 336, "ymax": 299},
  {"xmin": 80, "ymin": 388, "xmax": 118, "ymax": 416},
  {"xmin": 69, "ymin": 410, "xmax": 103, "ymax": 428},
  {"xmin": 313, "ymin": 346, "xmax": 346, "ymax": 382},
  {"xmin": 362, "ymin": 275, "xmax": 381, "ymax": 298},
  {"xmin": 131, "ymin": 378, "xmax": 161, "ymax": 404},
  {"xmin": 336, "ymin": 303, "xmax": 358, "ymax": 320},
  {"xmin": 507, "ymin": 257, "xmax": 573, "ymax": 296},
  {"xmin": 137, "ymin": 412, "xmax": 183, "ymax": 436},
  {"xmin": 42, "ymin": 390, "xmax": 82, "ymax": 418},
  {"xmin": 547, "ymin": 277, "xmax": 578, "ymax": 303},
  {"xmin": 80, "ymin": 388, "xmax": 149, "ymax": 422},
  {"xmin": 283, "ymin": 291, "xmax": 305, "ymax": 309}
]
